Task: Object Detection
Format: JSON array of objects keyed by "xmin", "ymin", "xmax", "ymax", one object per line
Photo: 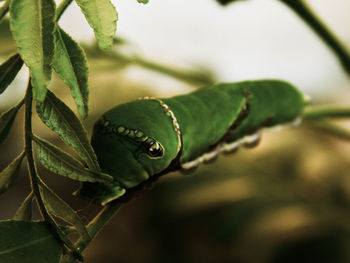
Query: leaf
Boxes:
[
  {"xmin": 0, "ymin": 220, "xmax": 63, "ymax": 263},
  {"xmin": 0, "ymin": 152, "xmax": 25, "ymax": 195},
  {"xmin": 36, "ymin": 89, "xmax": 100, "ymax": 171},
  {"xmin": 0, "ymin": 104, "xmax": 21, "ymax": 145},
  {"xmin": 0, "ymin": 19, "xmax": 16, "ymax": 58},
  {"xmin": 40, "ymin": 183, "xmax": 91, "ymax": 241},
  {"xmin": 9, "ymin": 0, "xmax": 56, "ymax": 102},
  {"xmin": 75, "ymin": 0, "xmax": 118, "ymax": 50},
  {"xmin": 34, "ymin": 136, "xmax": 112, "ymax": 183},
  {"xmin": 53, "ymin": 27, "xmax": 89, "ymax": 119},
  {"xmin": 0, "ymin": 53, "xmax": 23, "ymax": 95},
  {"xmin": 13, "ymin": 192, "xmax": 34, "ymax": 221},
  {"xmin": 137, "ymin": 0, "xmax": 149, "ymax": 3}
]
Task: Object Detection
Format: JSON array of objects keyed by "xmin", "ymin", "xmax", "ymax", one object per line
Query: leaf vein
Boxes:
[{"xmin": 0, "ymin": 235, "xmax": 52, "ymax": 255}]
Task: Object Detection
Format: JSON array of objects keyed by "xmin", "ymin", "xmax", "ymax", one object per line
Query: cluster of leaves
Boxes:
[{"xmin": 0, "ymin": 0, "xmax": 149, "ymax": 262}]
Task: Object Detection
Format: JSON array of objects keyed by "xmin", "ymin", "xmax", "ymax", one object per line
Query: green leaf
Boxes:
[
  {"xmin": 9, "ymin": 0, "xmax": 56, "ymax": 102},
  {"xmin": 0, "ymin": 152, "xmax": 25, "ymax": 195},
  {"xmin": 137, "ymin": 0, "xmax": 149, "ymax": 3},
  {"xmin": 75, "ymin": 0, "xmax": 118, "ymax": 50},
  {"xmin": 34, "ymin": 136, "xmax": 112, "ymax": 183},
  {"xmin": 53, "ymin": 27, "xmax": 89, "ymax": 119},
  {"xmin": 0, "ymin": 104, "xmax": 21, "ymax": 145},
  {"xmin": 40, "ymin": 183, "xmax": 91, "ymax": 241},
  {"xmin": 0, "ymin": 220, "xmax": 63, "ymax": 263},
  {"xmin": 0, "ymin": 53, "xmax": 23, "ymax": 95},
  {"xmin": 13, "ymin": 192, "xmax": 34, "ymax": 221},
  {"xmin": 0, "ymin": 19, "xmax": 16, "ymax": 58},
  {"xmin": 36, "ymin": 89, "xmax": 100, "ymax": 171}
]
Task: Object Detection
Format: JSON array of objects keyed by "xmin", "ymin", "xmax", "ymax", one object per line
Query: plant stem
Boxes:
[
  {"xmin": 0, "ymin": 0, "xmax": 10, "ymax": 22},
  {"xmin": 61, "ymin": 200, "xmax": 124, "ymax": 263},
  {"xmin": 56, "ymin": 0, "xmax": 73, "ymax": 21},
  {"xmin": 280, "ymin": 0, "xmax": 350, "ymax": 76},
  {"xmin": 132, "ymin": 55, "xmax": 215, "ymax": 86},
  {"xmin": 306, "ymin": 120, "xmax": 350, "ymax": 141},
  {"xmin": 24, "ymin": 79, "xmax": 83, "ymax": 262},
  {"xmin": 84, "ymin": 43, "xmax": 216, "ymax": 86},
  {"xmin": 303, "ymin": 106, "xmax": 350, "ymax": 120},
  {"xmin": 81, "ymin": 201, "xmax": 124, "ymax": 251},
  {"xmin": 15, "ymin": 96, "xmax": 25, "ymax": 109}
]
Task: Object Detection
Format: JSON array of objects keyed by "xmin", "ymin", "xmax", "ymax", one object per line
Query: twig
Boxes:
[
  {"xmin": 56, "ymin": 0, "xmax": 73, "ymax": 21},
  {"xmin": 84, "ymin": 43, "xmax": 216, "ymax": 86},
  {"xmin": 59, "ymin": 174, "xmax": 161, "ymax": 262},
  {"xmin": 60, "ymin": 200, "xmax": 124, "ymax": 263},
  {"xmin": 0, "ymin": 0, "xmax": 10, "ymax": 22},
  {"xmin": 303, "ymin": 106, "xmax": 350, "ymax": 120},
  {"xmin": 133, "ymin": 55, "xmax": 215, "ymax": 86},
  {"xmin": 306, "ymin": 120, "xmax": 350, "ymax": 141},
  {"xmin": 280, "ymin": 0, "xmax": 350, "ymax": 75}
]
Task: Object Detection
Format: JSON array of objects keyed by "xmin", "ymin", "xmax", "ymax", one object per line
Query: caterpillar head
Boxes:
[{"xmin": 76, "ymin": 99, "xmax": 180, "ymax": 205}]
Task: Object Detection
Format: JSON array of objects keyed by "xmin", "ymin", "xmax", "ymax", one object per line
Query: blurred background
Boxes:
[{"xmin": 1, "ymin": 0, "xmax": 350, "ymax": 262}]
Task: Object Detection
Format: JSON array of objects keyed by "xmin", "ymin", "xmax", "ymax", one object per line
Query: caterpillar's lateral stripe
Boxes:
[
  {"xmin": 181, "ymin": 116, "xmax": 302, "ymax": 170},
  {"xmin": 76, "ymin": 80, "xmax": 307, "ymax": 205}
]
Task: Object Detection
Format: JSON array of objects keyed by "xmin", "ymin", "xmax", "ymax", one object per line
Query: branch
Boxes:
[
  {"xmin": 83, "ymin": 43, "xmax": 216, "ymax": 86},
  {"xmin": 303, "ymin": 106, "xmax": 350, "ymax": 120},
  {"xmin": 0, "ymin": 0, "xmax": 10, "ymax": 22},
  {"xmin": 306, "ymin": 120, "xmax": 350, "ymax": 141},
  {"xmin": 61, "ymin": 200, "xmax": 124, "ymax": 263},
  {"xmin": 56, "ymin": 0, "xmax": 73, "ymax": 21},
  {"xmin": 280, "ymin": 0, "xmax": 350, "ymax": 76},
  {"xmin": 60, "ymin": 175, "xmax": 159, "ymax": 262},
  {"xmin": 133, "ymin": 55, "xmax": 215, "ymax": 86}
]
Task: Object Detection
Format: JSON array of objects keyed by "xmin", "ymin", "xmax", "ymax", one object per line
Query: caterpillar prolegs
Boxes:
[{"xmin": 76, "ymin": 80, "xmax": 307, "ymax": 205}]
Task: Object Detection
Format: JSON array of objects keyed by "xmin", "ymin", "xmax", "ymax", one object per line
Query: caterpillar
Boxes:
[{"xmin": 76, "ymin": 80, "xmax": 307, "ymax": 205}]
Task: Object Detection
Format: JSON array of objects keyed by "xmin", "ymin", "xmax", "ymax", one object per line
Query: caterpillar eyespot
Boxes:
[
  {"xmin": 147, "ymin": 142, "xmax": 164, "ymax": 158},
  {"xmin": 75, "ymin": 80, "xmax": 307, "ymax": 205}
]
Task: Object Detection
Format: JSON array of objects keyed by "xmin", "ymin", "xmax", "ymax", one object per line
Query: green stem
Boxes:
[
  {"xmin": 56, "ymin": 0, "xmax": 73, "ymax": 21},
  {"xmin": 61, "ymin": 200, "xmax": 124, "ymax": 263},
  {"xmin": 303, "ymin": 106, "xmax": 350, "ymax": 120},
  {"xmin": 16, "ymin": 96, "xmax": 25, "ymax": 109},
  {"xmin": 61, "ymin": 173, "xmax": 162, "ymax": 263},
  {"xmin": 280, "ymin": 0, "xmax": 350, "ymax": 75},
  {"xmin": 132, "ymin": 55, "xmax": 215, "ymax": 86},
  {"xmin": 84, "ymin": 44, "xmax": 215, "ymax": 86},
  {"xmin": 24, "ymin": 79, "xmax": 83, "ymax": 262},
  {"xmin": 0, "ymin": 0, "xmax": 10, "ymax": 22},
  {"xmin": 306, "ymin": 120, "xmax": 350, "ymax": 141}
]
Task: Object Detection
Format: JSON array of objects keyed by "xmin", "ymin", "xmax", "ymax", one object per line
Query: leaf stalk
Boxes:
[
  {"xmin": 0, "ymin": 0, "xmax": 10, "ymax": 22},
  {"xmin": 61, "ymin": 200, "xmax": 123, "ymax": 263},
  {"xmin": 56, "ymin": 0, "xmax": 73, "ymax": 21}
]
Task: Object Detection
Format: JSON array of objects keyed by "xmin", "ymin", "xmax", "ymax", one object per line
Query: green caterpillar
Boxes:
[{"xmin": 76, "ymin": 80, "xmax": 307, "ymax": 205}]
